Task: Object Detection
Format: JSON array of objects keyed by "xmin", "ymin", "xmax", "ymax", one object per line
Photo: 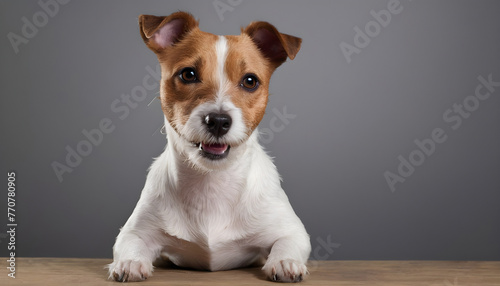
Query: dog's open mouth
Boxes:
[{"xmin": 196, "ymin": 142, "xmax": 230, "ymax": 160}]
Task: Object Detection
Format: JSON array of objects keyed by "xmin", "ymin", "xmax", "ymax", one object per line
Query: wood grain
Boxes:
[{"xmin": 1, "ymin": 258, "xmax": 499, "ymax": 285}]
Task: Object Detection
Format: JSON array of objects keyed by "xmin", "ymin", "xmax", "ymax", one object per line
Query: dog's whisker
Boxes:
[
  {"xmin": 147, "ymin": 96, "xmax": 157, "ymax": 106},
  {"xmin": 151, "ymin": 124, "xmax": 164, "ymax": 136}
]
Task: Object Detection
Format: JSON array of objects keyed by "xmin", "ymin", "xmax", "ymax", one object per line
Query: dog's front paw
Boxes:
[
  {"xmin": 263, "ymin": 259, "xmax": 308, "ymax": 283},
  {"xmin": 107, "ymin": 259, "xmax": 153, "ymax": 282}
]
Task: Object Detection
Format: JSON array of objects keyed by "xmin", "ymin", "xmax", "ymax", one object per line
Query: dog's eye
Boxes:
[
  {"xmin": 240, "ymin": 74, "xmax": 259, "ymax": 91},
  {"xmin": 179, "ymin": 68, "xmax": 198, "ymax": 83}
]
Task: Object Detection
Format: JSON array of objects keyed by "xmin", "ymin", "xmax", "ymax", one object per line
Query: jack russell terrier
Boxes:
[{"xmin": 108, "ymin": 11, "xmax": 311, "ymax": 283}]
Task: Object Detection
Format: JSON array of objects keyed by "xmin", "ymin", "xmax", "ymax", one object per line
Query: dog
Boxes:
[{"xmin": 108, "ymin": 11, "xmax": 311, "ymax": 283}]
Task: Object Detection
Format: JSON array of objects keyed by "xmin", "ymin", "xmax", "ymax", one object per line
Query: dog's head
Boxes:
[{"xmin": 139, "ymin": 12, "xmax": 301, "ymax": 171}]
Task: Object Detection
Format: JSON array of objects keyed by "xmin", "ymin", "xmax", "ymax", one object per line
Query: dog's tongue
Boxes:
[{"xmin": 201, "ymin": 142, "xmax": 228, "ymax": 155}]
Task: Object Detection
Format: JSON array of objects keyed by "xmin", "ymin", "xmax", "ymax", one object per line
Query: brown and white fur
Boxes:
[{"xmin": 108, "ymin": 12, "xmax": 311, "ymax": 283}]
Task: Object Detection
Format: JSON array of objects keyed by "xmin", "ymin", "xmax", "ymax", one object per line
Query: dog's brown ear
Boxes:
[
  {"xmin": 139, "ymin": 12, "xmax": 198, "ymax": 52},
  {"xmin": 243, "ymin": 21, "xmax": 301, "ymax": 68}
]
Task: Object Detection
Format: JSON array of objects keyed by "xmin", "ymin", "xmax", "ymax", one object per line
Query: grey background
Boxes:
[{"xmin": 1, "ymin": 0, "xmax": 499, "ymax": 260}]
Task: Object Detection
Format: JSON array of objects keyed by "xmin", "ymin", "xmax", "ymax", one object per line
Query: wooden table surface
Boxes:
[{"xmin": 1, "ymin": 258, "xmax": 500, "ymax": 285}]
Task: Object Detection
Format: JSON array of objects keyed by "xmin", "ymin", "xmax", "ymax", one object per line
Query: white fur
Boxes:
[
  {"xmin": 215, "ymin": 36, "xmax": 230, "ymax": 99},
  {"xmin": 108, "ymin": 34, "xmax": 311, "ymax": 283}
]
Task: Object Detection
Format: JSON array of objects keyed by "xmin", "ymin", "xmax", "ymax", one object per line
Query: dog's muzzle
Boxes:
[{"xmin": 196, "ymin": 113, "xmax": 232, "ymax": 160}]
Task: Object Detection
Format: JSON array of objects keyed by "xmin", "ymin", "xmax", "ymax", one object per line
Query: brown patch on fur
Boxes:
[
  {"xmin": 158, "ymin": 29, "xmax": 220, "ymax": 132},
  {"xmin": 224, "ymin": 35, "xmax": 274, "ymax": 133},
  {"xmin": 225, "ymin": 22, "xmax": 301, "ymax": 133}
]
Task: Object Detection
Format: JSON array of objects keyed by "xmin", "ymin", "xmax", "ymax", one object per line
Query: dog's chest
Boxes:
[
  {"xmin": 162, "ymin": 168, "xmax": 254, "ymax": 245},
  {"xmin": 160, "ymin": 168, "xmax": 262, "ymax": 270}
]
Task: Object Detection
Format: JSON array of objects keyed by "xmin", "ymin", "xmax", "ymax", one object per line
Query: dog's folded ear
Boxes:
[
  {"xmin": 243, "ymin": 21, "xmax": 302, "ymax": 68},
  {"xmin": 139, "ymin": 12, "xmax": 198, "ymax": 52}
]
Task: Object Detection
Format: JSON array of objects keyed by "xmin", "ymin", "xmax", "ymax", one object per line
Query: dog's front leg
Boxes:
[
  {"xmin": 263, "ymin": 234, "xmax": 311, "ymax": 282},
  {"xmin": 108, "ymin": 213, "xmax": 164, "ymax": 282}
]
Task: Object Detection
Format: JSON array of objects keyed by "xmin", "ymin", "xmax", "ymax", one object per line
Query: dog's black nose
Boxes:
[{"xmin": 204, "ymin": 113, "xmax": 232, "ymax": 137}]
